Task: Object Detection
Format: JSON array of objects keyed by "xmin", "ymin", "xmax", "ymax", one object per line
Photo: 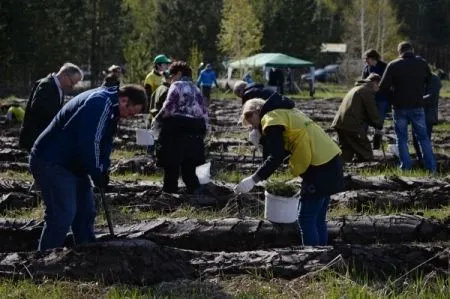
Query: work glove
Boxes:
[
  {"xmin": 373, "ymin": 132, "xmax": 383, "ymax": 150},
  {"xmin": 234, "ymin": 176, "xmax": 256, "ymax": 194},
  {"xmin": 93, "ymin": 172, "xmax": 110, "ymax": 189}
]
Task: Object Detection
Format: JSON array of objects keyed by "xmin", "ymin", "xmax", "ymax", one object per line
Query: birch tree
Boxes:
[{"xmin": 217, "ymin": 0, "xmax": 262, "ymax": 60}]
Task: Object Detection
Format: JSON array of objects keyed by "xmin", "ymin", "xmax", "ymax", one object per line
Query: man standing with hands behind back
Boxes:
[
  {"xmin": 20, "ymin": 63, "xmax": 83, "ymax": 151},
  {"xmin": 379, "ymin": 41, "xmax": 436, "ymax": 173}
]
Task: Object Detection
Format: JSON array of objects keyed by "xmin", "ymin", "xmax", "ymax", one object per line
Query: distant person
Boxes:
[
  {"xmin": 362, "ymin": 49, "xmax": 389, "ymax": 149},
  {"xmin": 5, "ymin": 101, "xmax": 25, "ymax": 124},
  {"xmin": 234, "ymin": 97, "xmax": 343, "ymax": 246},
  {"xmin": 102, "ymin": 65, "xmax": 122, "ymax": 86},
  {"xmin": 233, "ymin": 80, "xmax": 282, "ymax": 105},
  {"xmin": 412, "ymin": 72, "xmax": 442, "ymax": 161},
  {"xmin": 243, "ymin": 72, "xmax": 253, "ymax": 84},
  {"xmin": 149, "ymin": 71, "xmax": 171, "ymax": 117},
  {"xmin": 196, "ymin": 63, "xmax": 218, "ymax": 105},
  {"xmin": 30, "ymin": 84, "xmax": 146, "ymax": 251},
  {"xmin": 153, "ymin": 61, "xmax": 208, "ymax": 195},
  {"xmin": 144, "ymin": 54, "xmax": 172, "ymax": 98},
  {"xmin": 379, "ymin": 41, "xmax": 436, "ymax": 173},
  {"xmin": 332, "ymin": 73, "xmax": 382, "ymax": 162},
  {"xmin": 102, "ymin": 73, "xmax": 121, "ymax": 88},
  {"xmin": 268, "ymin": 68, "xmax": 284, "ymax": 94},
  {"xmin": 286, "ymin": 68, "xmax": 293, "ymax": 93},
  {"xmin": 20, "ymin": 63, "xmax": 83, "ymax": 151}
]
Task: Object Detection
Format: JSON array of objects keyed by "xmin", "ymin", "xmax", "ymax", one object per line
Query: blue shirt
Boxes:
[{"xmin": 197, "ymin": 69, "xmax": 217, "ymax": 87}]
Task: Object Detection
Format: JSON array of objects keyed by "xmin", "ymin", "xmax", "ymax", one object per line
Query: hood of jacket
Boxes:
[{"xmin": 259, "ymin": 93, "xmax": 295, "ymax": 119}]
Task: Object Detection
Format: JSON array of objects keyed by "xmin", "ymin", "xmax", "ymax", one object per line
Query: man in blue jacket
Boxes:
[
  {"xmin": 197, "ymin": 63, "xmax": 218, "ymax": 105},
  {"xmin": 30, "ymin": 84, "xmax": 147, "ymax": 251}
]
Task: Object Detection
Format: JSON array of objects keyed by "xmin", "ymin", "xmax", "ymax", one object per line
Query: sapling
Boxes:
[{"xmin": 265, "ymin": 181, "xmax": 299, "ymax": 197}]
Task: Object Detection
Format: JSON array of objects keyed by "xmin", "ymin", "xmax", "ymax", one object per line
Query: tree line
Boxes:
[{"xmin": 0, "ymin": 0, "xmax": 448, "ymax": 96}]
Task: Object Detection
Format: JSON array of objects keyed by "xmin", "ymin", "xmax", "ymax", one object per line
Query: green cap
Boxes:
[{"xmin": 153, "ymin": 54, "xmax": 171, "ymax": 65}]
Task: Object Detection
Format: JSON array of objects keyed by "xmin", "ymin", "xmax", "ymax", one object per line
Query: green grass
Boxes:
[
  {"xmin": 356, "ymin": 166, "xmax": 447, "ymax": 177},
  {"xmin": 110, "ymin": 149, "xmax": 143, "ymax": 161},
  {"xmin": 434, "ymin": 122, "xmax": 450, "ymax": 131},
  {"xmin": 214, "ymin": 169, "xmax": 293, "ymax": 184},
  {"xmin": 440, "ymin": 80, "xmax": 450, "ymax": 98},
  {"xmin": 213, "ymin": 82, "xmax": 349, "ymax": 101},
  {"xmin": 0, "ymin": 269, "xmax": 448, "ymax": 299},
  {"xmin": 110, "ymin": 171, "xmax": 163, "ymax": 181},
  {"xmin": 0, "ymin": 170, "xmax": 33, "ymax": 181}
]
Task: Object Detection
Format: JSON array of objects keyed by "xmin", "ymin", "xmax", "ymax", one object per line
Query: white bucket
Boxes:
[
  {"xmin": 195, "ymin": 162, "xmax": 211, "ymax": 185},
  {"xmin": 264, "ymin": 191, "xmax": 299, "ymax": 223},
  {"xmin": 135, "ymin": 129, "xmax": 154, "ymax": 146}
]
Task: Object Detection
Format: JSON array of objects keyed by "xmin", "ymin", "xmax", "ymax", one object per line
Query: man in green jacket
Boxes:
[{"xmin": 332, "ymin": 73, "xmax": 382, "ymax": 162}]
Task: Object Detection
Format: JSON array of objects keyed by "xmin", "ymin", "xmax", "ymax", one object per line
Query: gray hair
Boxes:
[
  {"xmin": 59, "ymin": 62, "xmax": 83, "ymax": 80},
  {"xmin": 241, "ymin": 98, "xmax": 265, "ymax": 127}
]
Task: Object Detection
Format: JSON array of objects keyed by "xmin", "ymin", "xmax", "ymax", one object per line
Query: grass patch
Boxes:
[
  {"xmin": 0, "ymin": 269, "xmax": 447, "ymax": 299},
  {"xmin": 0, "ymin": 170, "xmax": 33, "ymax": 181},
  {"xmin": 214, "ymin": 169, "xmax": 292, "ymax": 184},
  {"xmin": 1, "ymin": 205, "xmax": 44, "ymax": 219},
  {"xmin": 110, "ymin": 149, "xmax": 142, "ymax": 161},
  {"xmin": 440, "ymin": 80, "xmax": 450, "ymax": 98},
  {"xmin": 434, "ymin": 122, "xmax": 450, "ymax": 131},
  {"xmin": 356, "ymin": 166, "xmax": 446, "ymax": 177},
  {"xmin": 111, "ymin": 171, "xmax": 163, "ymax": 181}
]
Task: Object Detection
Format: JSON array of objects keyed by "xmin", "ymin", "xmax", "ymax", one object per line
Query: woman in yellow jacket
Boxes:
[{"xmin": 234, "ymin": 97, "xmax": 344, "ymax": 246}]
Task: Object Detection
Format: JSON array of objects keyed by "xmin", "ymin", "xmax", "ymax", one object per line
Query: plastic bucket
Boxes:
[
  {"xmin": 135, "ymin": 129, "xmax": 154, "ymax": 146},
  {"xmin": 264, "ymin": 191, "xmax": 299, "ymax": 223},
  {"xmin": 195, "ymin": 162, "xmax": 211, "ymax": 185}
]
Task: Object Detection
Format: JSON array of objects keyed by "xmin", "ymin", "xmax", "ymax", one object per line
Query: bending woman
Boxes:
[{"xmin": 234, "ymin": 97, "xmax": 344, "ymax": 246}]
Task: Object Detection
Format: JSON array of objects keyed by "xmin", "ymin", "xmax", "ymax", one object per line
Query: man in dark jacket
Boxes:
[
  {"xmin": 412, "ymin": 72, "xmax": 442, "ymax": 161},
  {"xmin": 30, "ymin": 84, "xmax": 147, "ymax": 251},
  {"xmin": 379, "ymin": 41, "xmax": 436, "ymax": 172},
  {"xmin": 332, "ymin": 74, "xmax": 382, "ymax": 162},
  {"xmin": 19, "ymin": 63, "xmax": 83, "ymax": 151},
  {"xmin": 362, "ymin": 49, "xmax": 389, "ymax": 149}
]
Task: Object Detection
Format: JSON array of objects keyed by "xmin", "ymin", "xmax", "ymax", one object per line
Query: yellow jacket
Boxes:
[
  {"xmin": 144, "ymin": 70, "xmax": 163, "ymax": 94},
  {"xmin": 261, "ymin": 108, "xmax": 341, "ymax": 176}
]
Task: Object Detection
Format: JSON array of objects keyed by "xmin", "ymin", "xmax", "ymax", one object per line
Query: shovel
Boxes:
[{"xmin": 99, "ymin": 188, "xmax": 114, "ymax": 237}]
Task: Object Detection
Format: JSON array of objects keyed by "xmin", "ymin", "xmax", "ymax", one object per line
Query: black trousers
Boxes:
[
  {"xmin": 201, "ymin": 86, "xmax": 211, "ymax": 104},
  {"xmin": 163, "ymin": 160, "xmax": 200, "ymax": 194}
]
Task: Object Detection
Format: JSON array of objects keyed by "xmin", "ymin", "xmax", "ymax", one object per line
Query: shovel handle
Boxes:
[{"xmin": 100, "ymin": 188, "xmax": 114, "ymax": 237}]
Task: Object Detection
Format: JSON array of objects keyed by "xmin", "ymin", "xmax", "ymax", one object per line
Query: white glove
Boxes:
[
  {"xmin": 248, "ymin": 129, "xmax": 261, "ymax": 146},
  {"xmin": 234, "ymin": 176, "xmax": 256, "ymax": 194}
]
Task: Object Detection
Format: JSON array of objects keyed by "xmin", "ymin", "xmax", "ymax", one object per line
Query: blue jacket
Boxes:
[
  {"xmin": 31, "ymin": 86, "xmax": 119, "ymax": 183},
  {"xmin": 197, "ymin": 69, "xmax": 217, "ymax": 87}
]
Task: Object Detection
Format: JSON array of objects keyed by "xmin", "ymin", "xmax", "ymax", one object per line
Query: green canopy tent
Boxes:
[
  {"xmin": 227, "ymin": 53, "xmax": 315, "ymax": 94},
  {"xmin": 228, "ymin": 53, "xmax": 313, "ymax": 69}
]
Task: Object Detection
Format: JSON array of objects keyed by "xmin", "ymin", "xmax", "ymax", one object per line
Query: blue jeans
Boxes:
[
  {"xmin": 297, "ymin": 195, "xmax": 330, "ymax": 246},
  {"xmin": 30, "ymin": 157, "xmax": 96, "ymax": 251},
  {"xmin": 393, "ymin": 108, "xmax": 436, "ymax": 172}
]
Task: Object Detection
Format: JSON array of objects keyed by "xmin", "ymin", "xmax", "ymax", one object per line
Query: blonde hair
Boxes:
[{"xmin": 240, "ymin": 98, "xmax": 265, "ymax": 126}]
